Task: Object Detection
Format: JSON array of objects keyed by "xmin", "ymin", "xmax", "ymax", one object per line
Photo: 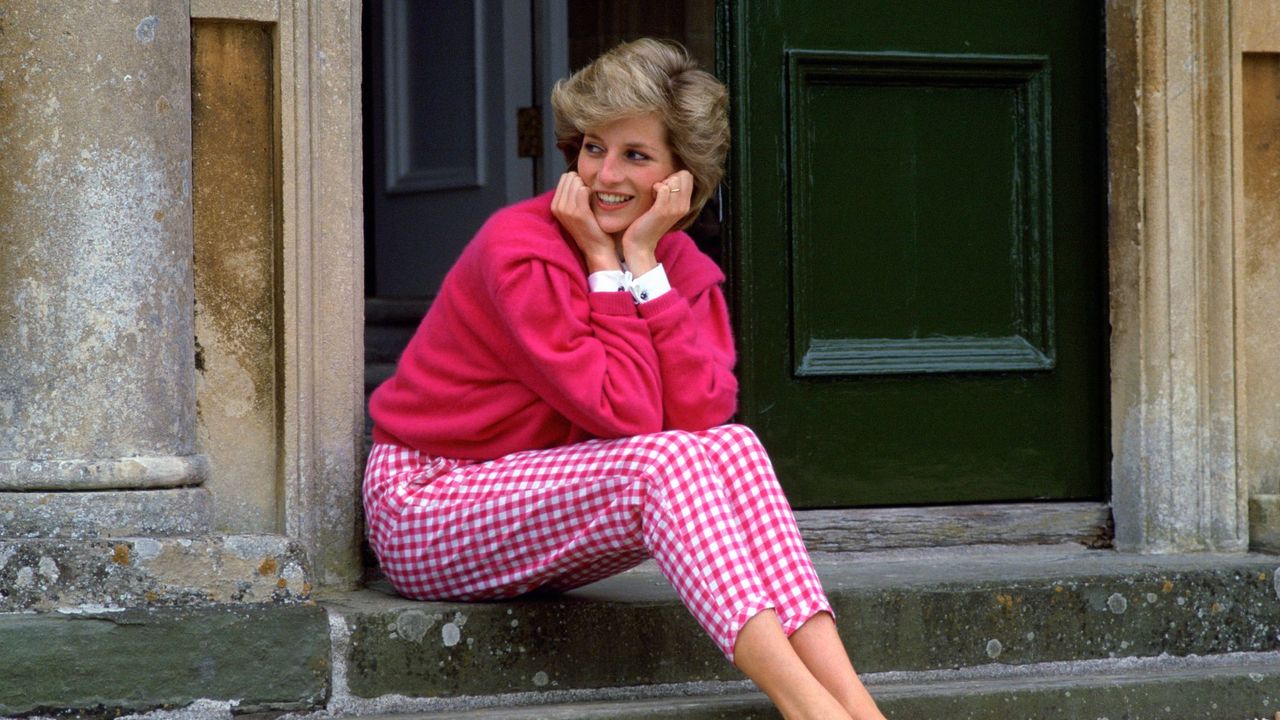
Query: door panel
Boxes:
[
  {"xmin": 367, "ymin": 0, "xmax": 533, "ymax": 299},
  {"xmin": 727, "ymin": 1, "xmax": 1106, "ymax": 507},
  {"xmin": 789, "ymin": 52, "xmax": 1053, "ymax": 377}
]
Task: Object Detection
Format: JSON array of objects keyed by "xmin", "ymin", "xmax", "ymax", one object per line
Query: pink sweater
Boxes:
[{"xmin": 369, "ymin": 192, "xmax": 738, "ymax": 460}]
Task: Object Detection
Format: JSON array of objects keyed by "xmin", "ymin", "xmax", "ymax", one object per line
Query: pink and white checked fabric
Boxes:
[{"xmin": 363, "ymin": 424, "xmax": 832, "ymax": 660}]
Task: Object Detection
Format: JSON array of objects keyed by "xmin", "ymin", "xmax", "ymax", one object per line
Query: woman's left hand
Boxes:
[{"xmin": 621, "ymin": 170, "xmax": 693, "ymax": 275}]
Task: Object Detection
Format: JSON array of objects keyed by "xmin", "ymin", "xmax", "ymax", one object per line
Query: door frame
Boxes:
[
  {"xmin": 712, "ymin": 0, "xmax": 1250, "ymax": 552},
  {"xmin": 230, "ymin": 0, "xmax": 1254, "ymax": 590}
]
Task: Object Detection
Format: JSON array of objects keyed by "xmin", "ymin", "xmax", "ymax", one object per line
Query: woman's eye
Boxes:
[
  {"xmin": 583, "ymin": 143, "xmax": 604, "ymax": 155},
  {"xmin": 626, "ymin": 150, "xmax": 649, "ymax": 161}
]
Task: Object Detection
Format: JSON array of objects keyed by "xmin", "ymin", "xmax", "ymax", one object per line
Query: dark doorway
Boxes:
[{"xmin": 362, "ymin": 0, "xmax": 719, "ymax": 398}]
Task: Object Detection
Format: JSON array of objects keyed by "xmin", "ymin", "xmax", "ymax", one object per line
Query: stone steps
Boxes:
[
  {"xmin": 314, "ymin": 545, "xmax": 1280, "ymax": 718},
  {"xmin": 347, "ymin": 652, "xmax": 1280, "ymax": 719},
  {"xmin": 4, "ymin": 544, "xmax": 1279, "ymax": 718}
]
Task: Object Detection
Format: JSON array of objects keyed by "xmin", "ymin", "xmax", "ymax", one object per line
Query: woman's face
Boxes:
[{"xmin": 576, "ymin": 113, "xmax": 679, "ymax": 240}]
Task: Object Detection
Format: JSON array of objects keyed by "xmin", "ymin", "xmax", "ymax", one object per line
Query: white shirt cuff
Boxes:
[
  {"xmin": 588, "ymin": 269, "xmax": 630, "ymax": 294},
  {"xmin": 628, "ymin": 263, "xmax": 671, "ymax": 304}
]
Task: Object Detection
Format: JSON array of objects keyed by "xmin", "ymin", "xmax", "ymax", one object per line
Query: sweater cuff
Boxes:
[
  {"xmin": 589, "ymin": 289, "xmax": 641, "ymax": 316},
  {"xmin": 635, "ymin": 289, "xmax": 684, "ymax": 319}
]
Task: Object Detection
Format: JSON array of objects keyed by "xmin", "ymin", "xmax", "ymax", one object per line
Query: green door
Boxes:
[{"xmin": 726, "ymin": 1, "xmax": 1107, "ymax": 507}]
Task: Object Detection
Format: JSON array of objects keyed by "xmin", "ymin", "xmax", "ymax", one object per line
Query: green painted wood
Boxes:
[{"xmin": 725, "ymin": 0, "xmax": 1106, "ymax": 507}]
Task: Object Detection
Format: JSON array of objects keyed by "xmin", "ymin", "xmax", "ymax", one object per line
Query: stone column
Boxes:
[
  {"xmin": 1106, "ymin": 0, "xmax": 1247, "ymax": 552},
  {"xmin": 0, "ymin": 1, "xmax": 210, "ymax": 536}
]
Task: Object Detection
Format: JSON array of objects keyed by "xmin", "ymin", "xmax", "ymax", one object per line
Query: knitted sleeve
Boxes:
[
  {"xmin": 490, "ymin": 258, "xmax": 665, "ymax": 438},
  {"xmin": 638, "ymin": 283, "xmax": 738, "ymax": 431}
]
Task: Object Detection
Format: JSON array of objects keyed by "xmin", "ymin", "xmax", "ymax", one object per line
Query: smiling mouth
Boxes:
[{"xmin": 594, "ymin": 191, "xmax": 633, "ymax": 207}]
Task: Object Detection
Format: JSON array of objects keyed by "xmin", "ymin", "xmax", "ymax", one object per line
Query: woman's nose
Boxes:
[{"xmin": 598, "ymin": 154, "xmax": 623, "ymax": 184}]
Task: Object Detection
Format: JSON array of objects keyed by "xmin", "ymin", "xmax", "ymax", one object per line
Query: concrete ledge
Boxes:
[
  {"xmin": 830, "ymin": 546, "xmax": 1280, "ymax": 672},
  {"xmin": 0, "ymin": 535, "xmax": 313, "ymax": 612},
  {"xmin": 323, "ymin": 585, "xmax": 725, "ymax": 701},
  {"xmin": 873, "ymin": 652, "xmax": 1280, "ymax": 720},
  {"xmin": 0, "ymin": 488, "xmax": 212, "ymax": 539},
  {"xmin": 321, "ymin": 546, "xmax": 1280, "ymax": 702},
  {"xmin": 0, "ymin": 603, "xmax": 330, "ymax": 717},
  {"xmin": 332, "ymin": 652, "xmax": 1280, "ymax": 719},
  {"xmin": 0, "ymin": 455, "xmax": 210, "ymax": 492}
]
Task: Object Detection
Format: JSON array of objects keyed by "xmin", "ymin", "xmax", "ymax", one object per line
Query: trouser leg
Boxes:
[
  {"xmin": 694, "ymin": 424, "xmax": 833, "ymax": 635},
  {"xmin": 362, "ymin": 428, "xmax": 827, "ymax": 660},
  {"xmin": 365, "ymin": 439, "xmax": 652, "ymax": 601}
]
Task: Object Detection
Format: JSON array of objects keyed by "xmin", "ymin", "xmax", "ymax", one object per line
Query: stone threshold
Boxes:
[{"xmin": 795, "ymin": 501, "xmax": 1113, "ymax": 551}]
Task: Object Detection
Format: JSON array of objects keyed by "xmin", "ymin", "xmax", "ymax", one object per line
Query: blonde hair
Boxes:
[{"xmin": 550, "ymin": 38, "xmax": 728, "ymax": 231}]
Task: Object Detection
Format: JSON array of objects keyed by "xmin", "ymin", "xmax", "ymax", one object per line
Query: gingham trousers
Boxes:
[{"xmin": 362, "ymin": 423, "xmax": 832, "ymax": 660}]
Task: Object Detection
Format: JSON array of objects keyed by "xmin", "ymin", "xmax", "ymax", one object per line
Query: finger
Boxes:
[
  {"xmin": 573, "ymin": 182, "xmax": 592, "ymax": 214},
  {"xmin": 663, "ymin": 184, "xmax": 684, "ymax": 210},
  {"xmin": 559, "ymin": 174, "xmax": 587, "ymax": 216},
  {"xmin": 553, "ymin": 172, "xmax": 575, "ymax": 211}
]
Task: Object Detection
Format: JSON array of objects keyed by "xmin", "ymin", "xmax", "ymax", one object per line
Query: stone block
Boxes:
[
  {"xmin": 324, "ymin": 547, "xmax": 1280, "ymax": 702},
  {"xmin": 0, "ymin": 535, "xmax": 312, "ymax": 613},
  {"xmin": 0, "ymin": 604, "xmax": 330, "ymax": 717},
  {"xmin": 326, "ymin": 581, "xmax": 729, "ymax": 701},
  {"xmin": 1251, "ymin": 494, "xmax": 1280, "ymax": 554},
  {"xmin": 0, "ymin": 488, "xmax": 212, "ymax": 539}
]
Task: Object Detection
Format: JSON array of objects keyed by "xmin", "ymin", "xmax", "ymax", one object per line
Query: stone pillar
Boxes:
[
  {"xmin": 1106, "ymin": 0, "xmax": 1247, "ymax": 552},
  {"xmin": 0, "ymin": 1, "xmax": 210, "ymax": 535}
]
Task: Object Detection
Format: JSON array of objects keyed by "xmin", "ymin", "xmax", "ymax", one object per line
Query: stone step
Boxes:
[
  {"xmin": 326, "ymin": 652, "xmax": 1280, "ymax": 719},
  {"xmin": 4, "ymin": 545, "xmax": 1278, "ymax": 718},
  {"xmin": 320, "ymin": 545, "xmax": 1280, "ymax": 708}
]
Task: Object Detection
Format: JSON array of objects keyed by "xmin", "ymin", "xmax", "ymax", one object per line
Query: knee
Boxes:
[
  {"xmin": 701, "ymin": 424, "xmax": 771, "ymax": 468},
  {"xmin": 705, "ymin": 423, "xmax": 764, "ymax": 449},
  {"xmin": 632, "ymin": 430, "xmax": 720, "ymax": 497},
  {"xmin": 633, "ymin": 429, "xmax": 708, "ymax": 469}
]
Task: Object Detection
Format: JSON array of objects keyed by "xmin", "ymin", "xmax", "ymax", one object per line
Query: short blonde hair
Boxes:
[{"xmin": 550, "ymin": 38, "xmax": 728, "ymax": 231}]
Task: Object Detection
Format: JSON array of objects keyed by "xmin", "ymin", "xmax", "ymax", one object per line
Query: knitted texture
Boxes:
[{"xmin": 368, "ymin": 191, "xmax": 737, "ymax": 460}]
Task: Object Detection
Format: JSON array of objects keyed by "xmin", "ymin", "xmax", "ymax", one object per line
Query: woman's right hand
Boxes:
[{"xmin": 551, "ymin": 172, "xmax": 621, "ymax": 273}]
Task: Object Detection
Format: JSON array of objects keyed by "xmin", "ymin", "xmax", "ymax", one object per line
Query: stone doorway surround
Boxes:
[
  {"xmin": 3, "ymin": 1, "xmax": 1277, "ymax": 613},
  {"xmin": 186, "ymin": 0, "xmax": 367, "ymax": 587},
  {"xmin": 1107, "ymin": 0, "xmax": 1279, "ymax": 553}
]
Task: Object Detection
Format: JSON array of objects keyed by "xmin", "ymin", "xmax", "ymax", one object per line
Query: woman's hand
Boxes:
[
  {"xmin": 551, "ymin": 171, "xmax": 620, "ymax": 273},
  {"xmin": 621, "ymin": 170, "xmax": 694, "ymax": 276}
]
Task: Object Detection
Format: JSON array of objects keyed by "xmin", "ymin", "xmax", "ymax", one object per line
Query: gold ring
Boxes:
[{"xmin": 669, "ymin": 187, "xmax": 681, "ymax": 193}]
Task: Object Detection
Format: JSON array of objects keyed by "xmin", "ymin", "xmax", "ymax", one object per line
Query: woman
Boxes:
[{"xmin": 364, "ymin": 38, "xmax": 887, "ymax": 720}]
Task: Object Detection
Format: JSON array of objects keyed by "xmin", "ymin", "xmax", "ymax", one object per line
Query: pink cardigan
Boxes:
[{"xmin": 369, "ymin": 191, "xmax": 738, "ymax": 460}]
